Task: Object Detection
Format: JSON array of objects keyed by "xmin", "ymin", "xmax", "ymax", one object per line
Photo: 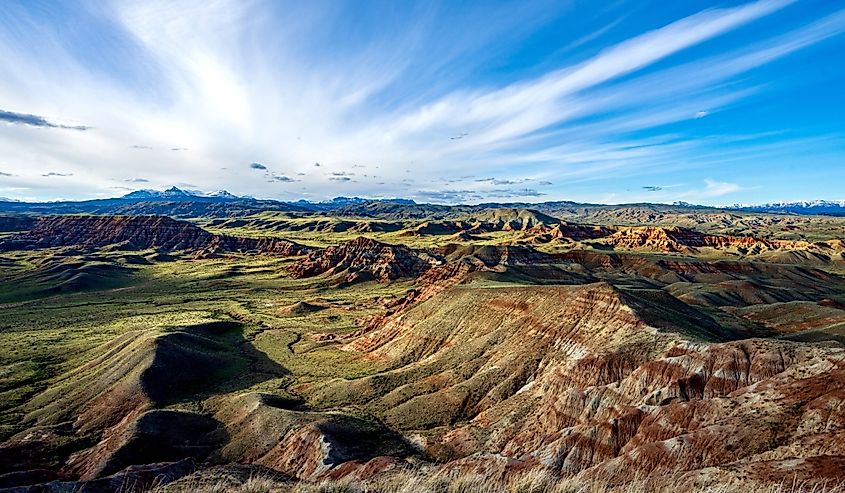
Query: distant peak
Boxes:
[
  {"xmin": 207, "ymin": 190, "xmax": 239, "ymax": 200},
  {"xmin": 120, "ymin": 189, "xmax": 162, "ymax": 199},
  {"xmin": 163, "ymin": 186, "xmax": 190, "ymax": 196},
  {"xmin": 120, "ymin": 186, "xmax": 212, "ymax": 202}
]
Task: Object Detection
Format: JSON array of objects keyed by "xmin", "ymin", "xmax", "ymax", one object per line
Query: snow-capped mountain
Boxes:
[
  {"xmin": 121, "ymin": 186, "xmax": 195, "ymax": 200},
  {"xmin": 728, "ymin": 200, "xmax": 845, "ymax": 215},
  {"xmin": 292, "ymin": 196, "xmax": 416, "ymax": 210},
  {"xmin": 120, "ymin": 187, "xmax": 245, "ymax": 201},
  {"xmin": 206, "ymin": 190, "xmax": 240, "ymax": 200}
]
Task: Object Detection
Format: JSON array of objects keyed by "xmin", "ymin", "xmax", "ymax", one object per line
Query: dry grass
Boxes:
[{"xmin": 152, "ymin": 469, "xmax": 845, "ymax": 493}]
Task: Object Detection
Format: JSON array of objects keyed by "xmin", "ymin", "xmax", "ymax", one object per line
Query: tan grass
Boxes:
[{"xmin": 152, "ymin": 468, "xmax": 845, "ymax": 493}]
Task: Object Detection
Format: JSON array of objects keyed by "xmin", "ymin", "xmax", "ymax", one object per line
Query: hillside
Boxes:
[
  {"xmin": 317, "ymin": 283, "xmax": 845, "ymax": 486},
  {"xmin": 0, "ymin": 206, "xmax": 844, "ymax": 492}
]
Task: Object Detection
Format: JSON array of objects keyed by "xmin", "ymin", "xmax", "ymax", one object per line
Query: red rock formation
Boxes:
[
  {"xmin": 325, "ymin": 281, "xmax": 845, "ymax": 487},
  {"xmin": 598, "ymin": 225, "xmax": 808, "ymax": 253},
  {"xmin": 539, "ymin": 222, "xmax": 614, "ymax": 241},
  {"xmin": 0, "ymin": 215, "xmax": 310, "ymax": 256},
  {"xmin": 289, "ymin": 237, "xmax": 439, "ymax": 283}
]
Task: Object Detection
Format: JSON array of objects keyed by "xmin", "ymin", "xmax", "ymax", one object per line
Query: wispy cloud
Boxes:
[
  {"xmin": 700, "ymin": 178, "xmax": 742, "ymax": 198},
  {"xmin": 268, "ymin": 174, "xmax": 295, "ymax": 183},
  {"xmin": 0, "ymin": 0, "xmax": 843, "ymax": 203},
  {"xmin": 0, "ymin": 109, "xmax": 89, "ymax": 130}
]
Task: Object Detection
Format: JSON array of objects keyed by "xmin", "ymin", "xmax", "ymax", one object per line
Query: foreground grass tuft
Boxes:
[{"xmin": 152, "ymin": 469, "xmax": 845, "ymax": 493}]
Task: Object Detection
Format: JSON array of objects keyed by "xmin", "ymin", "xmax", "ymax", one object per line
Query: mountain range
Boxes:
[
  {"xmin": 731, "ymin": 199, "xmax": 845, "ymax": 215},
  {"xmin": 1, "ymin": 187, "xmax": 843, "ymax": 217}
]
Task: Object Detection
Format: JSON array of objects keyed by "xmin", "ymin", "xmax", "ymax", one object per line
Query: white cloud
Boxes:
[
  {"xmin": 701, "ymin": 178, "xmax": 742, "ymax": 197},
  {"xmin": 0, "ymin": 0, "xmax": 842, "ymax": 202}
]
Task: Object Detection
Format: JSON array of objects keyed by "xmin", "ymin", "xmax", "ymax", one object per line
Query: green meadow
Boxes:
[{"xmin": 0, "ymin": 247, "xmax": 411, "ymax": 440}]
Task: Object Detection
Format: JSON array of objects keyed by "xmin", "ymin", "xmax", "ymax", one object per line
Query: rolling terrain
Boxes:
[{"xmin": 0, "ymin": 196, "xmax": 844, "ymax": 492}]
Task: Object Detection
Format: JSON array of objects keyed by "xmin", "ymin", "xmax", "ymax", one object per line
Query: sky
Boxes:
[{"xmin": 0, "ymin": 0, "xmax": 844, "ymax": 205}]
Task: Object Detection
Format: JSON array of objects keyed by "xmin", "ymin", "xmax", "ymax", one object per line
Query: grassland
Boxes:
[
  {"xmin": 0, "ymin": 246, "xmax": 410, "ymax": 441},
  {"xmin": 2, "ymin": 218, "xmax": 841, "ymax": 437},
  {"xmin": 2, "ymin": 210, "xmax": 845, "ymax": 491},
  {"xmin": 195, "ymin": 211, "xmax": 539, "ymax": 250}
]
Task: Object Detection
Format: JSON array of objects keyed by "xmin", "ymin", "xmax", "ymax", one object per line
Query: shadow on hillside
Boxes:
[{"xmin": 143, "ymin": 320, "xmax": 289, "ymax": 405}]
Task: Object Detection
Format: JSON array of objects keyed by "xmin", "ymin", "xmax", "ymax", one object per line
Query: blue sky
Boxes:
[{"xmin": 0, "ymin": 0, "xmax": 843, "ymax": 204}]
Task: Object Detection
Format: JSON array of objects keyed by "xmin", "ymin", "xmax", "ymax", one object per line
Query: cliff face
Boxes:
[
  {"xmin": 13, "ymin": 215, "xmax": 217, "ymax": 250},
  {"xmin": 485, "ymin": 339, "xmax": 843, "ymax": 477},
  {"xmin": 0, "ymin": 215, "xmax": 310, "ymax": 256},
  {"xmin": 541, "ymin": 222, "xmax": 614, "ymax": 241},
  {"xmin": 289, "ymin": 237, "xmax": 439, "ymax": 284}
]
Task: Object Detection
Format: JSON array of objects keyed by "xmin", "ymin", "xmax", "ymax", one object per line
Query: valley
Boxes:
[{"xmin": 1, "ymin": 199, "xmax": 844, "ymax": 492}]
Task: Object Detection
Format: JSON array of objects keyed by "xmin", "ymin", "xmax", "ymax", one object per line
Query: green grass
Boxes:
[
  {"xmin": 0, "ymin": 247, "xmax": 413, "ymax": 439},
  {"xmin": 1, "ymin": 220, "xmax": 844, "ymax": 483}
]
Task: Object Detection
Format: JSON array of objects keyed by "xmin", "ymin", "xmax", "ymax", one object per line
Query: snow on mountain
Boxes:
[{"xmin": 729, "ymin": 200, "xmax": 845, "ymax": 215}]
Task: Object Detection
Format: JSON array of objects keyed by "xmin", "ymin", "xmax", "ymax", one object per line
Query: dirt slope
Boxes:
[
  {"xmin": 309, "ymin": 283, "xmax": 726, "ymax": 428},
  {"xmin": 320, "ymin": 282, "xmax": 845, "ymax": 486}
]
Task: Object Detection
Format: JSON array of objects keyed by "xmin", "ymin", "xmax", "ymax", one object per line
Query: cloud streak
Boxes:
[
  {"xmin": 0, "ymin": 0, "xmax": 843, "ymax": 203},
  {"xmin": 0, "ymin": 109, "xmax": 89, "ymax": 130}
]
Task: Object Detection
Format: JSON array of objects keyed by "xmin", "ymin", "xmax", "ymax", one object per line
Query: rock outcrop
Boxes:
[
  {"xmin": 289, "ymin": 237, "xmax": 440, "ymax": 284},
  {"xmin": 399, "ymin": 209, "xmax": 615, "ymax": 241},
  {"xmin": 462, "ymin": 208, "xmax": 562, "ymax": 231},
  {"xmin": 316, "ymin": 283, "xmax": 726, "ymax": 427},
  {"xmin": 536, "ymin": 222, "xmax": 614, "ymax": 241}
]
